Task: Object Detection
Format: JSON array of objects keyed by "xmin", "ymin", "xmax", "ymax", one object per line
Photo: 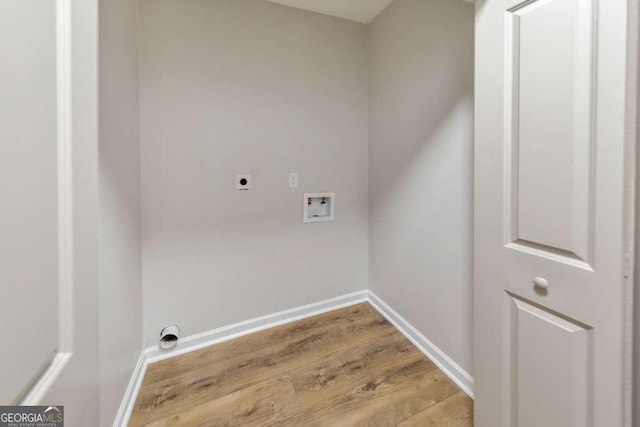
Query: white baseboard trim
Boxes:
[
  {"xmin": 113, "ymin": 351, "xmax": 148, "ymax": 427},
  {"xmin": 20, "ymin": 352, "xmax": 72, "ymax": 405},
  {"xmin": 114, "ymin": 289, "xmax": 473, "ymax": 425},
  {"xmin": 367, "ymin": 291, "xmax": 474, "ymax": 398},
  {"xmin": 144, "ymin": 290, "xmax": 369, "ymax": 363}
]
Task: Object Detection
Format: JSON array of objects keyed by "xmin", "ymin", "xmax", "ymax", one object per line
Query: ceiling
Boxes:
[{"xmin": 265, "ymin": 0, "xmax": 396, "ymax": 24}]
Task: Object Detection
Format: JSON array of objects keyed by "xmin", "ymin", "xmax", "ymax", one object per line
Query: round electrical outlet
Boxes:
[{"xmin": 236, "ymin": 174, "xmax": 251, "ymax": 190}]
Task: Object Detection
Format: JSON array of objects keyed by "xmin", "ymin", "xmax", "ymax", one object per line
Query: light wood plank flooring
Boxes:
[{"xmin": 129, "ymin": 303, "xmax": 472, "ymax": 426}]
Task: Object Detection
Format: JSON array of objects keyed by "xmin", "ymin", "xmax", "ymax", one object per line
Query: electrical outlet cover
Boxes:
[
  {"xmin": 236, "ymin": 174, "xmax": 251, "ymax": 190},
  {"xmin": 288, "ymin": 173, "xmax": 298, "ymax": 188}
]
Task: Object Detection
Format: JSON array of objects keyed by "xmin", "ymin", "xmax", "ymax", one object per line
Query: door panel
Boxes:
[
  {"xmin": 0, "ymin": 0, "xmax": 59, "ymax": 404},
  {"xmin": 474, "ymin": 0, "xmax": 633, "ymax": 425},
  {"xmin": 506, "ymin": 294, "xmax": 592, "ymax": 427},
  {"xmin": 505, "ymin": 0, "xmax": 595, "ymax": 267},
  {"xmin": 0, "ymin": 0, "xmax": 101, "ymax": 423}
]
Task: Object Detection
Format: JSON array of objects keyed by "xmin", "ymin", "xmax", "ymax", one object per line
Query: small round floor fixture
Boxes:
[{"xmin": 159, "ymin": 325, "xmax": 180, "ymax": 350}]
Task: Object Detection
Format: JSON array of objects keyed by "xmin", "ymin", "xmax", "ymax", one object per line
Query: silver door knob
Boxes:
[{"xmin": 533, "ymin": 277, "xmax": 549, "ymax": 289}]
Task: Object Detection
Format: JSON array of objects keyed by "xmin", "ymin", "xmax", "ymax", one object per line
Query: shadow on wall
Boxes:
[
  {"xmin": 368, "ymin": 0, "xmax": 473, "ymax": 206},
  {"xmin": 367, "ymin": 0, "xmax": 475, "ymax": 373},
  {"xmin": 370, "ymin": 95, "xmax": 473, "ymax": 211}
]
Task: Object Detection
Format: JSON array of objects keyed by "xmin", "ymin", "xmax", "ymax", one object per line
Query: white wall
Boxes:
[
  {"xmin": 632, "ymin": 40, "xmax": 640, "ymax": 427},
  {"xmin": 98, "ymin": 0, "xmax": 142, "ymax": 424},
  {"xmin": 368, "ymin": 0, "xmax": 475, "ymax": 373},
  {"xmin": 138, "ymin": 0, "xmax": 369, "ymax": 345},
  {"xmin": 634, "ymin": 137, "xmax": 639, "ymax": 427},
  {"xmin": 634, "ymin": 5, "xmax": 640, "ymax": 418}
]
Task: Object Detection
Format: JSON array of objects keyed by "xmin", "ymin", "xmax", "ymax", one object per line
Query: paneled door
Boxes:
[
  {"xmin": 0, "ymin": 0, "xmax": 100, "ymax": 423},
  {"xmin": 0, "ymin": 0, "xmax": 59, "ymax": 404},
  {"xmin": 474, "ymin": 0, "xmax": 635, "ymax": 426}
]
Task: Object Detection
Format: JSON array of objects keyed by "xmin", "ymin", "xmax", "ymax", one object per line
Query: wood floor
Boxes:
[{"xmin": 129, "ymin": 303, "xmax": 472, "ymax": 426}]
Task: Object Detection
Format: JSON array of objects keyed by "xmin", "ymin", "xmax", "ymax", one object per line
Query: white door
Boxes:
[
  {"xmin": 474, "ymin": 0, "xmax": 635, "ymax": 426},
  {"xmin": 0, "ymin": 0, "xmax": 59, "ymax": 404},
  {"xmin": 0, "ymin": 0, "xmax": 100, "ymax": 424}
]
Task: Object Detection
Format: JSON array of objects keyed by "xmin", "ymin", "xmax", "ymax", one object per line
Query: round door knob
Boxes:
[{"xmin": 533, "ymin": 277, "xmax": 549, "ymax": 289}]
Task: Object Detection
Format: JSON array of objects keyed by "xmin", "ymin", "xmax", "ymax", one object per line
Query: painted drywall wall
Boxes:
[
  {"xmin": 632, "ymin": 121, "xmax": 640, "ymax": 426},
  {"xmin": 635, "ymin": 25, "xmax": 640, "ymax": 422},
  {"xmin": 634, "ymin": 3, "xmax": 639, "ymax": 418},
  {"xmin": 265, "ymin": 0, "xmax": 394, "ymax": 24},
  {"xmin": 368, "ymin": 0, "xmax": 475, "ymax": 373},
  {"xmin": 98, "ymin": 0, "xmax": 142, "ymax": 424},
  {"xmin": 138, "ymin": 0, "xmax": 369, "ymax": 345}
]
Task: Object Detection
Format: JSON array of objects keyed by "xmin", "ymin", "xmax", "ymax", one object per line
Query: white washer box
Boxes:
[{"xmin": 303, "ymin": 192, "xmax": 335, "ymax": 223}]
